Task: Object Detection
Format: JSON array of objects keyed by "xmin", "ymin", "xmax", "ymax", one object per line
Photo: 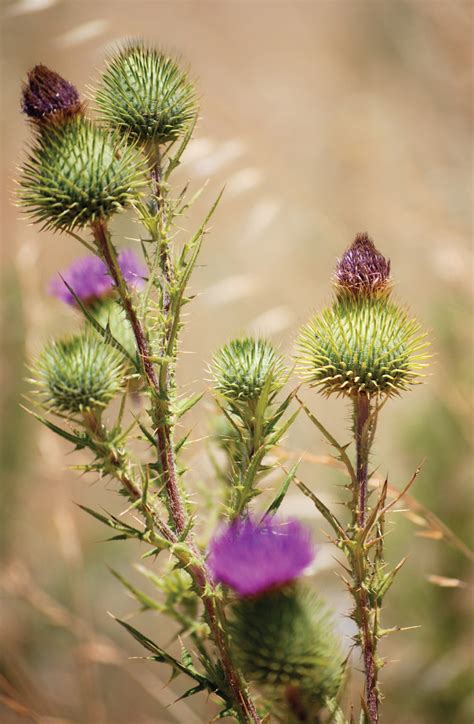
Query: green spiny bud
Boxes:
[
  {"xmin": 231, "ymin": 585, "xmax": 343, "ymax": 720},
  {"xmin": 211, "ymin": 337, "xmax": 288, "ymax": 409},
  {"xmin": 296, "ymin": 297, "xmax": 429, "ymax": 398},
  {"xmin": 32, "ymin": 331, "xmax": 125, "ymax": 414},
  {"xmin": 19, "ymin": 116, "xmax": 147, "ymax": 232},
  {"xmin": 95, "ymin": 44, "xmax": 198, "ymax": 145}
]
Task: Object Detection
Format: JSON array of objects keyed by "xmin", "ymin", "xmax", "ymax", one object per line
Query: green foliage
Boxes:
[
  {"xmin": 19, "ymin": 116, "xmax": 147, "ymax": 231},
  {"xmin": 231, "ymin": 585, "xmax": 343, "ymax": 721},
  {"xmin": 96, "ymin": 44, "xmax": 198, "ymax": 145},
  {"xmin": 297, "ymin": 297, "xmax": 429, "ymax": 397},
  {"xmin": 31, "ymin": 330, "xmax": 125, "ymax": 413},
  {"xmin": 91, "ymin": 300, "xmax": 138, "ymax": 362}
]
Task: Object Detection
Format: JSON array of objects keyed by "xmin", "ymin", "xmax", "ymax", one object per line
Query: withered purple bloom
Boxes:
[
  {"xmin": 50, "ymin": 251, "xmax": 146, "ymax": 305},
  {"xmin": 207, "ymin": 516, "xmax": 314, "ymax": 597},
  {"xmin": 335, "ymin": 232, "xmax": 391, "ymax": 297},
  {"xmin": 22, "ymin": 64, "xmax": 82, "ymax": 122}
]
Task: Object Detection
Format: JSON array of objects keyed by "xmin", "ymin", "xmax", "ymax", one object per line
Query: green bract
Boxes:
[
  {"xmin": 19, "ymin": 116, "xmax": 146, "ymax": 232},
  {"xmin": 211, "ymin": 338, "xmax": 288, "ymax": 406},
  {"xmin": 96, "ymin": 44, "xmax": 197, "ymax": 145},
  {"xmin": 92, "ymin": 300, "xmax": 137, "ymax": 362},
  {"xmin": 33, "ymin": 331, "xmax": 125, "ymax": 413},
  {"xmin": 297, "ymin": 297, "xmax": 429, "ymax": 397},
  {"xmin": 231, "ymin": 586, "xmax": 343, "ymax": 719}
]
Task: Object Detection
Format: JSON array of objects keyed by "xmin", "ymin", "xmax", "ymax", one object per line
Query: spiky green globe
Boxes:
[
  {"xmin": 211, "ymin": 338, "xmax": 288, "ymax": 405},
  {"xmin": 20, "ymin": 116, "xmax": 146, "ymax": 232},
  {"xmin": 33, "ymin": 332, "xmax": 125, "ymax": 413},
  {"xmin": 231, "ymin": 586, "xmax": 343, "ymax": 719},
  {"xmin": 96, "ymin": 45, "xmax": 197, "ymax": 145},
  {"xmin": 297, "ymin": 297, "xmax": 429, "ymax": 397}
]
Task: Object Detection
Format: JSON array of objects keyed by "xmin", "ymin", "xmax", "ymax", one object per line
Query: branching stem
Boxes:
[{"xmin": 91, "ymin": 212, "xmax": 260, "ymax": 723}]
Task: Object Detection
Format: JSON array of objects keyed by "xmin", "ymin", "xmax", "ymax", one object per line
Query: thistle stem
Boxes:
[
  {"xmin": 91, "ymin": 219, "xmax": 260, "ymax": 723},
  {"xmin": 352, "ymin": 393, "xmax": 380, "ymax": 723},
  {"xmin": 355, "ymin": 392, "xmax": 370, "ymax": 527},
  {"xmin": 91, "ymin": 219, "xmax": 187, "ymax": 535}
]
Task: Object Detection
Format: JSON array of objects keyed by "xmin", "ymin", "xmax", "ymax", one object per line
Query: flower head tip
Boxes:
[
  {"xmin": 22, "ymin": 64, "xmax": 82, "ymax": 123},
  {"xmin": 207, "ymin": 516, "xmax": 314, "ymax": 597},
  {"xmin": 334, "ymin": 232, "xmax": 391, "ymax": 298}
]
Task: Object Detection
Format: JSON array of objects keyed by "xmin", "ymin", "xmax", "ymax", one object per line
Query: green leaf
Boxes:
[
  {"xmin": 263, "ymin": 462, "xmax": 299, "ymax": 518},
  {"xmin": 164, "ymin": 113, "xmax": 198, "ymax": 181},
  {"xmin": 114, "ymin": 618, "xmax": 227, "ymax": 700},
  {"xmin": 294, "ymin": 478, "xmax": 348, "ymax": 540},
  {"xmin": 109, "ymin": 568, "xmax": 163, "ymax": 611},
  {"xmin": 174, "ymin": 391, "xmax": 204, "ymax": 419},
  {"xmin": 60, "ymin": 277, "xmax": 138, "ymax": 369},
  {"xmin": 21, "ymin": 406, "xmax": 90, "ymax": 450}
]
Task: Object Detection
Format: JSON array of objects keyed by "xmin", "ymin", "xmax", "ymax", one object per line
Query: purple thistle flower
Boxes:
[
  {"xmin": 334, "ymin": 232, "xmax": 391, "ymax": 297},
  {"xmin": 22, "ymin": 65, "xmax": 81, "ymax": 122},
  {"xmin": 207, "ymin": 516, "xmax": 314, "ymax": 597},
  {"xmin": 50, "ymin": 250, "xmax": 146, "ymax": 306}
]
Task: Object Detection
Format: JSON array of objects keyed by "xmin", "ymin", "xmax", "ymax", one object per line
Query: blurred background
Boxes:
[{"xmin": 1, "ymin": 1, "xmax": 472, "ymax": 722}]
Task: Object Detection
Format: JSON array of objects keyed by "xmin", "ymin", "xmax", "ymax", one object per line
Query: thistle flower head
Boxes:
[
  {"xmin": 96, "ymin": 44, "xmax": 198, "ymax": 145},
  {"xmin": 334, "ymin": 232, "xmax": 391, "ymax": 298},
  {"xmin": 297, "ymin": 297, "xmax": 429, "ymax": 398},
  {"xmin": 32, "ymin": 331, "xmax": 125, "ymax": 414},
  {"xmin": 21, "ymin": 64, "xmax": 82, "ymax": 124},
  {"xmin": 211, "ymin": 338, "xmax": 288, "ymax": 409},
  {"xmin": 207, "ymin": 516, "xmax": 314, "ymax": 597},
  {"xmin": 49, "ymin": 250, "xmax": 145, "ymax": 306},
  {"xmin": 231, "ymin": 587, "xmax": 343, "ymax": 715},
  {"xmin": 19, "ymin": 116, "xmax": 147, "ymax": 232}
]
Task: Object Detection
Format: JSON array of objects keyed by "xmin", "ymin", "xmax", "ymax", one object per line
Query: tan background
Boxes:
[{"xmin": 1, "ymin": 1, "xmax": 472, "ymax": 722}]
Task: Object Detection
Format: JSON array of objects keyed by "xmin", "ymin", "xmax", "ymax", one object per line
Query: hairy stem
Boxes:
[
  {"xmin": 91, "ymin": 218, "xmax": 188, "ymax": 535},
  {"xmin": 352, "ymin": 393, "xmax": 379, "ymax": 723}
]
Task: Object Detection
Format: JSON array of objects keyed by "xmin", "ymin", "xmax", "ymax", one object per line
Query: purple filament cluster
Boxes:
[
  {"xmin": 335, "ymin": 232, "xmax": 391, "ymax": 296},
  {"xmin": 22, "ymin": 64, "xmax": 81, "ymax": 121},
  {"xmin": 50, "ymin": 250, "xmax": 146, "ymax": 305},
  {"xmin": 207, "ymin": 515, "xmax": 315, "ymax": 597}
]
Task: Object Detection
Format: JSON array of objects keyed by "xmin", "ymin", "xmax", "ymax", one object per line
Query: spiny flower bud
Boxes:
[
  {"xmin": 208, "ymin": 516, "xmax": 314, "ymax": 597},
  {"xmin": 19, "ymin": 116, "xmax": 147, "ymax": 232},
  {"xmin": 96, "ymin": 44, "xmax": 198, "ymax": 145},
  {"xmin": 20, "ymin": 116, "xmax": 146, "ymax": 231},
  {"xmin": 32, "ymin": 331, "xmax": 125, "ymax": 414},
  {"xmin": 334, "ymin": 232, "xmax": 391, "ymax": 298},
  {"xmin": 211, "ymin": 338, "xmax": 288, "ymax": 410},
  {"xmin": 231, "ymin": 587, "xmax": 343, "ymax": 718},
  {"xmin": 49, "ymin": 250, "xmax": 145, "ymax": 306},
  {"xmin": 21, "ymin": 64, "xmax": 82, "ymax": 124},
  {"xmin": 296, "ymin": 297, "xmax": 429, "ymax": 397}
]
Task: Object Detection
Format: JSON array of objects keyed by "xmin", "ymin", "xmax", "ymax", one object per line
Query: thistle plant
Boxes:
[
  {"xmin": 296, "ymin": 233, "xmax": 430, "ymax": 722},
  {"xmin": 19, "ymin": 46, "xmax": 430, "ymax": 724}
]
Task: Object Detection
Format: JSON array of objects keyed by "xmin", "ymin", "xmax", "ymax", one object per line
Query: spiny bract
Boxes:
[
  {"xmin": 92, "ymin": 301, "xmax": 137, "ymax": 363},
  {"xmin": 231, "ymin": 586, "xmax": 343, "ymax": 719},
  {"xmin": 32, "ymin": 331, "xmax": 125, "ymax": 413},
  {"xmin": 211, "ymin": 338, "xmax": 288, "ymax": 406},
  {"xmin": 297, "ymin": 297, "xmax": 429, "ymax": 397},
  {"xmin": 20, "ymin": 116, "xmax": 147, "ymax": 232},
  {"xmin": 95, "ymin": 44, "xmax": 198, "ymax": 145}
]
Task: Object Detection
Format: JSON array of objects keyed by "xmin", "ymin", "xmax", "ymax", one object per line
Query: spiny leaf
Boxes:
[
  {"xmin": 109, "ymin": 568, "xmax": 163, "ymax": 611},
  {"xmin": 263, "ymin": 462, "xmax": 299, "ymax": 518}
]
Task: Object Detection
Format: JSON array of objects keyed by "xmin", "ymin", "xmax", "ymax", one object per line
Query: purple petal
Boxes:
[
  {"xmin": 207, "ymin": 516, "xmax": 315, "ymax": 597},
  {"xmin": 50, "ymin": 250, "xmax": 146, "ymax": 305}
]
